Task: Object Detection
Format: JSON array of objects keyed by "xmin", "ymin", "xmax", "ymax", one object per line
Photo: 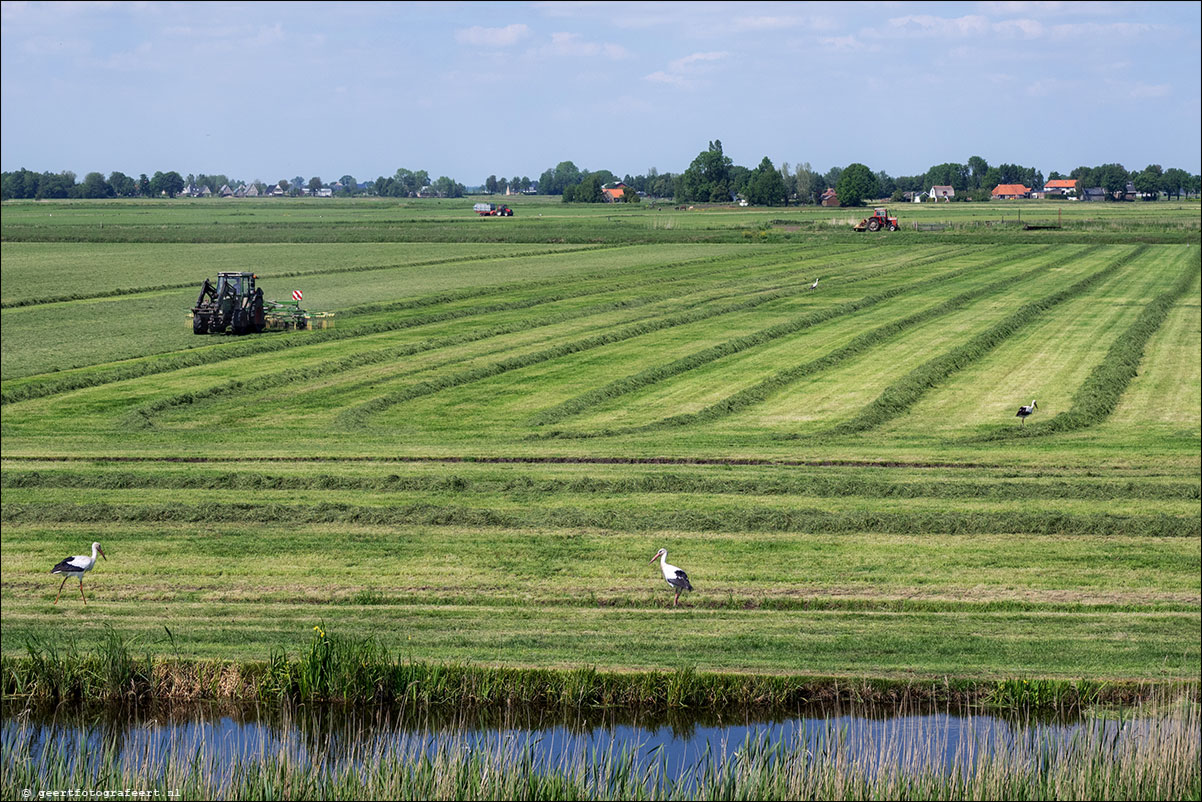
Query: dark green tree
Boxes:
[
  {"xmin": 745, "ymin": 157, "xmax": 788, "ymax": 206},
  {"xmin": 836, "ymin": 163, "xmax": 879, "ymax": 207},
  {"xmin": 679, "ymin": 140, "xmax": 733, "ymax": 202},
  {"xmin": 79, "ymin": 171, "xmax": 112, "ymax": 198}
]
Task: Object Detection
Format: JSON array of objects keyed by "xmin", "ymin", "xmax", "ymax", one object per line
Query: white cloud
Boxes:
[
  {"xmin": 1124, "ymin": 82, "xmax": 1171, "ymax": 99},
  {"xmin": 455, "ymin": 23, "xmax": 530, "ymax": 47},
  {"xmin": 818, "ymin": 35, "xmax": 871, "ymax": 51},
  {"xmin": 643, "ymin": 50, "xmax": 727, "ymax": 90},
  {"xmin": 541, "ymin": 31, "xmax": 630, "ymax": 59}
]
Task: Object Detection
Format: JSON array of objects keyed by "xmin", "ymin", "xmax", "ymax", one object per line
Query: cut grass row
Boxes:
[
  {"xmin": 527, "ymin": 248, "xmax": 1059, "ymax": 429},
  {"xmin": 983, "ymin": 248, "xmax": 1200, "ymax": 440},
  {"xmin": 110, "ymin": 248, "xmax": 905, "ymax": 429},
  {"xmin": 2, "ymin": 244, "xmax": 840, "ymax": 400},
  {"xmin": 0, "ymin": 242, "xmax": 602, "ymax": 308},
  {"xmin": 5, "ymin": 466, "xmax": 1195, "ymax": 500},
  {"xmin": 827, "ymin": 245, "xmax": 1149, "ymax": 436},
  {"xmin": 384, "ymin": 245, "xmax": 1113, "ymax": 437},
  {"xmin": 559, "ymin": 247, "xmax": 1095, "ymax": 435},
  {"xmin": 4, "ymin": 497, "xmax": 1195, "ymax": 537}
]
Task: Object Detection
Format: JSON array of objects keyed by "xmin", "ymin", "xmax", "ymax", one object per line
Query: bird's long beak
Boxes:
[
  {"xmin": 648, "ymin": 551, "xmax": 661, "ymax": 564},
  {"xmin": 99, "ymin": 548, "xmax": 106, "ymax": 560}
]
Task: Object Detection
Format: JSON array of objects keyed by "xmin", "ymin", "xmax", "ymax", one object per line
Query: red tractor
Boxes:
[
  {"xmin": 853, "ymin": 208, "xmax": 899, "ymax": 232},
  {"xmin": 473, "ymin": 203, "xmax": 514, "ymax": 216}
]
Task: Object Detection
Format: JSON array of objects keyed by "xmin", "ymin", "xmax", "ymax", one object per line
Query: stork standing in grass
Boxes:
[
  {"xmin": 650, "ymin": 548, "xmax": 693, "ymax": 607},
  {"xmin": 51, "ymin": 542, "xmax": 106, "ymax": 605},
  {"xmin": 1016, "ymin": 400, "xmax": 1038, "ymax": 425},
  {"xmin": 809, "ymin": 277, "xmax": 820, "ymax": 290}
]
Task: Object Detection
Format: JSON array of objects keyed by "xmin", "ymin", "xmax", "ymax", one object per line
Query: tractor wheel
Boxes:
[
  {"xmin": 252, "ymin": 291, "xmax": 266, "ymax": 332},
  {"xmin": 231, "ymin": 309, "xmax": 247, "ymax": 335},
  {"xmin": 889, "ymin": 223, "xmax": 899, "ymax": 231},
  {"xmin": 193, "ymin": 315, "xmax": 209, "ymax": 335},
  {"xmin": 868, "ymin": 219, "xmax": 881, "ymax": 231}
]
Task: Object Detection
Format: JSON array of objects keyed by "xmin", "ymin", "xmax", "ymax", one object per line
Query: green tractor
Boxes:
[{"xmin": 191, "ymin": 271, "xmax": 266, "ymax": 335}]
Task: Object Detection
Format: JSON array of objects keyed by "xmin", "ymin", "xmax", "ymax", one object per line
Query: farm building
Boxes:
[
  {"xmin": 991, "ymin": 184, "xmax": 1031, "ymax": 200},
  {"xmin": 1043, "ymin": 178, "xmax": 1078, "ymax": 196},
  {"xmin": 1081, "ymin": 187, "xmax": 1107, "ymax": 202},
  {"xmin": 602, "ymin": 183, "xmax": 628, "ymax": 202},
  {"xmin": 929, "ymin": 185, "xmax": 955, "ymax": 201},
  {"xmin": 820, "ymin": 188, "xmax": 839, "ymax": 207}
]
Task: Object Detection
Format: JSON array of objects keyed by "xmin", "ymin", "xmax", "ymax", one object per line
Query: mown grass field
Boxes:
[{"xmin": 1, "ymin": 197, "xmax": 1198, "ymax": 685}]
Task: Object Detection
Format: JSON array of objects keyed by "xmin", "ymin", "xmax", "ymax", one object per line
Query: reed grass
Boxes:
[{"xmin": 2, "ymin": 692, "xmax": 1197, "ymax": 800}]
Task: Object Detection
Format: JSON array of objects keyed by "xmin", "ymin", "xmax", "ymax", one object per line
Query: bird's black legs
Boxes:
[{"xmin": 54, "ymin": 575, "xmax": 68, "ymax": 604}]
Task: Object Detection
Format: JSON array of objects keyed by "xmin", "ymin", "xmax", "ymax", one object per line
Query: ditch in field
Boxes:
[{"xmin": 4, "ymin": 697, "xmax": 1197, "ymax": 798}]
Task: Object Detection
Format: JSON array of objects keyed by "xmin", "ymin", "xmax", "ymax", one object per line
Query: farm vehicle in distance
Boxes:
[
  {"xmin": 473, "ymin": 203, "xmax": 514, "ymax": 216},
  {"xmin": 853, "ymin": 208, "xmax": 900, "ymax": 232},
  {"xmin": 191, "ymin": 272, "xmax": 333, "ymax": 334}
]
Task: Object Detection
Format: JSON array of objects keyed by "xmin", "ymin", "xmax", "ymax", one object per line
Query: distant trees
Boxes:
[
  {"xmin": 430, "ymin": 175, "xmax": 465, "ymax": 198},
  {"xmin": 678, "ymin": 140, "xmax": 734, "ymax": 202},
  {"xmin": 563, "ymin": 174, "xmax": 604, "ymax": 203},
  {"xmin": 744, "ymin": 157, "xmax": 788, "ymax": 206},
  {"xmin": 2, "ymin": 148, "xmax": 1197, "ymax": 203},
  {"xmin": 79, "ymin": 172, "xmax": 113, "ymax": 198},
  {"xmin": 790, "ymin": 162, "xmax": 822, "ymax": 205},
  {"xmin": 836, "ymin": 163, "xmax": 880, "ymax": 207},
  {"xmin": 537, "ymin": 161, "xmax": 583, "ymax": 195},
  {"xmin": 108, "ymin": 171, "xmax": 136, "ymax": 197},
  {"xmin": 150, "ymin": 170, "xmax": 185, "ymax": 198}
]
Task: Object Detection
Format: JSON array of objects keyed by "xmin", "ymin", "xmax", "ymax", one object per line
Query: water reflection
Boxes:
[{"xmin": 3, "ymin": 698, "xmax": 1140, "ymax": 785}]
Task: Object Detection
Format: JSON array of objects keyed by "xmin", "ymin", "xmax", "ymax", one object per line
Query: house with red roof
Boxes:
[
  {"xmin": 991, "ymin": 184, "xmax": 1031, "ymax": 200},
  {"xmin": 602, "ymin": 183, "xmax": 628, "ymax": 202},
  {"xmin": 1043, "ymin": 178, "xmax": 1078, "ymax": 196}
]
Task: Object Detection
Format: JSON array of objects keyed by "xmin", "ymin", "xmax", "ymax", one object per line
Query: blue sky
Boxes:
[{"xmin": 2, "ymin": 1, "xmax": 1199, "ymax": 185}]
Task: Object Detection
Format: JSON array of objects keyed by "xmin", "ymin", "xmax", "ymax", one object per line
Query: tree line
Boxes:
[{"xmin": 4, "ymin": 144, "xmax": 1199, "ymax": 204}]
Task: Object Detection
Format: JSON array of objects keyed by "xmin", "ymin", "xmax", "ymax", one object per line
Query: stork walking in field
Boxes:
[
  {"xmin": 650, "ymin": 548, "xmax": 693, "ymax": 607},
  {"xmin": 51, "ymin": 542, "xmax": 106, "ymax": 604},
  {"xmin": 809, "ymin": 277, "xmax": 820, "ymax": 290},
  {"xmin": 1016, "ymin": 400, "xmax": 1038, "ymax": 425}
]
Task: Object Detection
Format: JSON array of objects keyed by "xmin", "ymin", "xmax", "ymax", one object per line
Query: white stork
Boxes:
[
  {"xmin": 51, "ymin": 542, "xmax": 106, "ymax": 605},
  {"xmin": 1016, "ymin": 400, "xmax": 1038, "ymax": 425},
  {"xmin": 649, "ymin": 548, "xmax": 693, "ymax": 607},
  {"xmin": 809, "ymin": 278, "xmax": 820, "ymax": 290}
]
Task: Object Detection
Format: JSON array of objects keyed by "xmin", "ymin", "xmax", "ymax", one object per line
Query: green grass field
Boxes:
[{"xmin": 1, "ymin": 198, "xmax": 1198, "ymax": 685}]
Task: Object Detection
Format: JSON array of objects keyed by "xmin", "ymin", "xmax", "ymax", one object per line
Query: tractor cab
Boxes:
[{"xmin": 192, "ymin": 271, "xmax": 265, "ymax": 335}]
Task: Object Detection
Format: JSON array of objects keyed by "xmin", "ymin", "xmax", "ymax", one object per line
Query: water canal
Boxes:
[{"xmin": 4, "ymin": 699, "xmax": 1197, "ymax": 798}]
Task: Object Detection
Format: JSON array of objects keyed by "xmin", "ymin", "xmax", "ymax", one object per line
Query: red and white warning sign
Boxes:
[{"xmin": 292, "ymin": 290, "xmax": 303, "ymax": 302}]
